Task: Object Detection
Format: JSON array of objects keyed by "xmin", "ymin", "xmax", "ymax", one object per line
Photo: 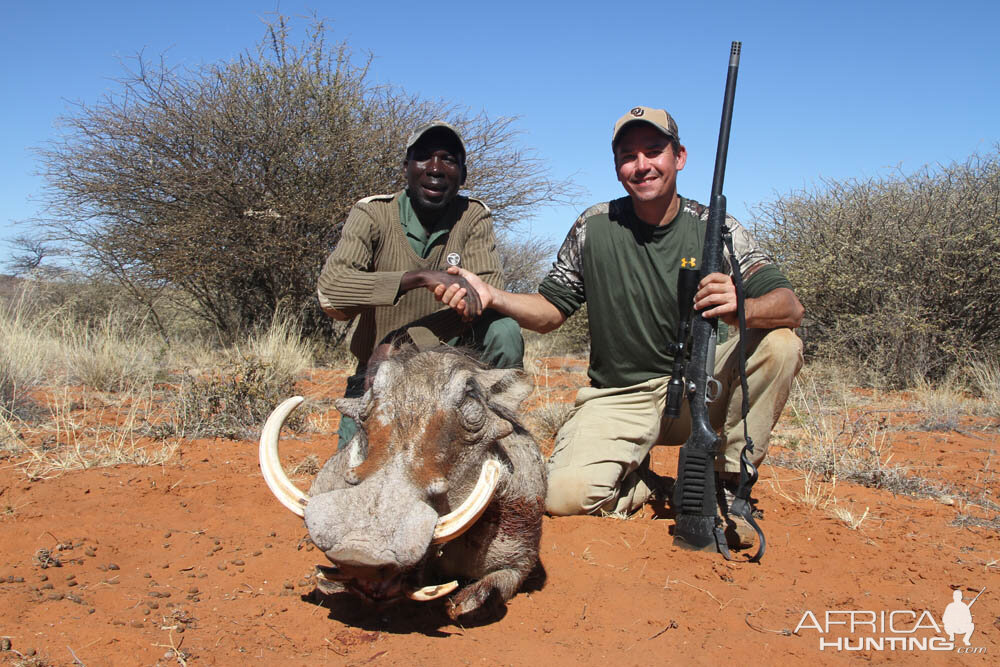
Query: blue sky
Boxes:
[{"xmin": 3, "ymin": 1, "xmax": 998, "ymax": 266}]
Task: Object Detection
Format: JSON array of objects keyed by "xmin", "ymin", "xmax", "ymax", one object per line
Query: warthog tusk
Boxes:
[
  {"xmin": 432, "ymin": 459, "xmax": 503, "ymax": 544},
  {"xmin": 259, "ymin": 398, "xmax": 502, "ymax": 541},
  {"xmin": 259, "ymin": 396, "xmax": 310, "ymax": 517},
  {"xmin": 406, "ymin": 580, "xmax": 459, "ymax": 601}
]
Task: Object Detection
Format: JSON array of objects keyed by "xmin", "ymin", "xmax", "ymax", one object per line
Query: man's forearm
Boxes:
[
  {"xmin": 744, "ymin": 287, "xmax": 804, "ymax": 329},
  {"xmin": 433, "ymin": 267, "xmax": 567, "ymax": 332},
  {"xmin": 491, "ymin": 291, "xmax": 567, "ymax": 333}
]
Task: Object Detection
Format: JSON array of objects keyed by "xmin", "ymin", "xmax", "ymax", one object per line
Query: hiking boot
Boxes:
[{"xmin": 718, "ymin": 476, "xmax": 758, "ymax": 550}]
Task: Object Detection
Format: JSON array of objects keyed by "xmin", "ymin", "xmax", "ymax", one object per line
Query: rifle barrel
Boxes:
[{"xmin": 710, "ymin": 41, "xmax": 741, "ymax": 200}]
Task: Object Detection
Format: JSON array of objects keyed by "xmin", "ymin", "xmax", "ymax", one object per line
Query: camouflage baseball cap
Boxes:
[
  {"xmin": 612, "ymin": 107, "xmax": 680, "ymax": 149},
  {"xmin": 405, "ymin": 121, "xmax": 466, "ymax": 161}
]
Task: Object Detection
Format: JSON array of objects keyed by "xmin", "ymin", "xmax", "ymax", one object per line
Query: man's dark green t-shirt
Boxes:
[{"xmin": 538, "ymin": 196, "xmax": 792, "ymax": 389}]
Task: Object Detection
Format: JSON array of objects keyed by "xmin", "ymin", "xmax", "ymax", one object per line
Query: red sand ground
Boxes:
[{"xmin": 1, "ymin": 363, "xmax": 998, "ymax": 666}]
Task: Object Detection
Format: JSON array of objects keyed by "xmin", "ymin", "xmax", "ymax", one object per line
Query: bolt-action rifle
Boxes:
[{"xmin": 669, "ymin": 41, "xmax": 765, "ymax": 562}]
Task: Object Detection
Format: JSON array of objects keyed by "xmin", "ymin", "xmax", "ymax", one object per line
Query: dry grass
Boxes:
[
  {"xmin": 951, "ymin": 514, "xmax": 1000, "ymax": 532},
  {"xmin": 769, "ymin": 469, "xmax": 837, "ymax": 510},
  {"xmin": 969, "ymin": 355, "xmax": 1000, "ymax": 401},
  {"xmin": 769, "ymin": 468, "xmax": 875, "ymax": 531},
  {"xmin": 523, "ymin": 333, "xmax": 569, "ymax": 373},
  {"xmin": 967, "ymin": 355, "xmax": 1000, "ymax": 417},
  {"xmin": 238, "ymin": 315, "xmax": 314, "ymax": 385},
  {"xmin": 160, "ymin": 335, "xmax": 226, "ymax": 377},
  {"xmin": 61, "ymin": 310, "xmax": 165, "ymax": 392},
  {"xmin": 526, "ymin": 400, "xmax": 573, "ymax": 442},
  {"xmin": 771, "ymin": 366, "xmax": 949, "ymax": 500},
  {"xmin": 523, "ymin": 346, "xmax": 578, "ymax": 442},
  {"xmin": 15, "ymin": 385, "xmax": 178, "ymax": 480},
  {"xmin": 152, "ymin": 316, "xmax": 315, "ymax": 440},
  {"xmin": 1, "ymin": 293, "xmax": 61, "ymax": 420},
  {"xmin": 290, "ymin": 453, "xmax": 321, "ymax": 480},
  {"xmin": 830, "ymin": 504, "xmax": 871, "ymax": 530},
  {"xmin": 303, "ymin": 410, "xmax": 340, "ymax": 434},
  {"xmin": 159, "ymin": 358, "xmax": 301, "ymax": 440},
  {"xmin": 907, "ymin": 376, "xmax": 968, "ymax": 431},
  {"xmin": 0, "ymin": 287, "xmax": 330, "ymax": 477},
  {"xmin": 0, "ymin": 411, "xmax": 25, "ymax": 457}
]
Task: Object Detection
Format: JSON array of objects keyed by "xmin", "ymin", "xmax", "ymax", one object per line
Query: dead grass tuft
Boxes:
[
  {"xmin": 830, "ymin": 504, "xmax": 871, "ymax": 530},
  {"xmin": 290, "ymin": 454, "xmax": 321, "ymax": 478},
  {"xmin": 15, "ymin": 385, "xmax": 179, "ymax": 479},
  {"xmin": 62, "ymin": 311, "xmax": 166, "ymax": 392},
  {"xmin": 967, "ymin": 355, "xmax": 1000, "ymax": 417},
  {"xmin": 526, "ymin": 401, "xmax": 573, "ymax": 442},
  {"xmin": 523, "ymin": 332, "xmax": 586, "ymax": 374},
  {"xmin": 769, "ymin": 469, "xmax": 837, "ymax": 512},
  {"xmin": 908, "ymin": 376, "xmax": 968, "ymax": 431},
  {"xmin": 159, "ymin": 358, "xmax": 302, "ymax": 440},
  {"xmin": 1, "ymin": 410, "xmax": 26, "ymax": 457},
  {"xmin": 523, "ymin": 352, "xmax": 579, "ymax": 442},
  {"xmin": 951, "ymin": 514, "xmax": 1000, "ymax": 532},
  {"xmin": 1, "ymin": 294, "xmax": 58, "ymax": 421},
  {"xmin": 238, "ymin": 315, "xmax": 314, "ymax": 384},
  {"xmin": 771, "ymin": 371, "xmax": 950, "ymax": 500}
]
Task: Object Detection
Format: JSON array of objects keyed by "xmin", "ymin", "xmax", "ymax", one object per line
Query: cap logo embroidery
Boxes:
[{"xmin": 630, "ymin": 107, "xmax": 644, "ymax": 117}]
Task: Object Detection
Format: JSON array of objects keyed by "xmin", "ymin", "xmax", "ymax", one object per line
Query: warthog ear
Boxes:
[
  {"xmin": 334, "ymin": 397, "xmax": 364, "ymax": 421},
  {"xmin": 480, "ymin": 368, "xmax": 533, "ymax": 413}
]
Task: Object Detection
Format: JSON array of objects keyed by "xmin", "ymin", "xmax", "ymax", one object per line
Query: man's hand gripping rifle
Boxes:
[{"xmin": 668, "ymin": 41, "xmax": 765, "ymax": 562}]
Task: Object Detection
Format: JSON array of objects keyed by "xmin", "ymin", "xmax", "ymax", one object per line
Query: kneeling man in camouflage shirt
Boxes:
[{"xmin": 433, "ymin": 107, "xmax": 804, "ymax": 550}]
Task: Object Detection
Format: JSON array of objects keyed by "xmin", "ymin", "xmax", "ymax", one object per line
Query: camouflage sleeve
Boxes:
[
  {"xmin": 687, "ymin": 199, "xmax": 766, "ymax": 277},
  {"xmin": 537, "ymin": 209, "xmax": 589, "ymax": 317},
  {"xmin": 719, "ymin": 215, "xmax": 792, "ymax": 297},
  {"xmin": 687, "ymin": 198, "xmax": 792, "ymax": 298},
  {"xmin": 723, "ymin": 216, "xmax": 774, "ymax": 280}
]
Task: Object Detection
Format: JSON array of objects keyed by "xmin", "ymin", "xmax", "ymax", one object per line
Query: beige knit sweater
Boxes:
[{"xmin": 317, "ymin": 191, "xmax": 504, "ymax": 369}]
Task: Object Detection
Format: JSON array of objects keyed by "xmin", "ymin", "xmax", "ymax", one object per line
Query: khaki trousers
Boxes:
[{"xmin": 545, "ymin": 328, "xmax": 803, "ymax": 516}]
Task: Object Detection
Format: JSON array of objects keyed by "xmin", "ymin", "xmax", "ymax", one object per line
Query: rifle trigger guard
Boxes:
[{"xmin": 705, "ymin": 376, "xmax": 722, "ymax": 403}]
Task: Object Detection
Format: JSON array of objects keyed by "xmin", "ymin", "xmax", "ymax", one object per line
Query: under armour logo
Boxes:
[
  {"xmin": 630, "ymin": 107, "xmax": 644, "ymax": 117},
  {"xmin": 681, "ymin": 257, "xmax": 696, "ymax": 268}
]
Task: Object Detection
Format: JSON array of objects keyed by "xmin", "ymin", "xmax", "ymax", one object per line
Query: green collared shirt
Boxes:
[{"xmin": 399, "ymin": 192, "xmax": 452, "ymax": 258}]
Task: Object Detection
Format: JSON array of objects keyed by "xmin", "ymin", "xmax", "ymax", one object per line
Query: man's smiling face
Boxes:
[
  {"xmin": 405, "ymin": 128, "xmax": 466, "ymax": 214},
  {"xmin": 614, "ymin": 123, "xmax": 686, "ymax": 207}
]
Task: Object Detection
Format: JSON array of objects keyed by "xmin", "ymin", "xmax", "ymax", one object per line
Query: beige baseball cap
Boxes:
[
  {"xmin": 405, "ymin": 121, "xmax": 466, "ymax": 161},
  {"xmin": 612, "ymin": 106, "xmax": 679, "ymax": 148}
]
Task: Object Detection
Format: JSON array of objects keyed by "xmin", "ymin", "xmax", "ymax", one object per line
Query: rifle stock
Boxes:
[{"xmin": 672, "ymin": 41, "xmax": 741, "ymax": 554}]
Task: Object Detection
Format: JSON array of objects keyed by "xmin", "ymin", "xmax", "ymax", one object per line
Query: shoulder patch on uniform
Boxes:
[
  {"xmin": 357, "ymin": 193, "xmax": 396, "ymax": 205},
  {"xmin": 466, "ymin": 196, "xmax": 492, "ymax": 215}
]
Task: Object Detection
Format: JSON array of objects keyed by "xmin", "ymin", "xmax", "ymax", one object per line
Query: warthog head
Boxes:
[{"xmin": 260, "ymin": 346, "xmax": 546, "ymax": 620}]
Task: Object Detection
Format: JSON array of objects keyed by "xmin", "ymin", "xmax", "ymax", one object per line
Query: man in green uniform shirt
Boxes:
[
  {"xmin": 434, "ymin": 107, "xmax": 804, "ymax": 549},
  {"xmin": 317, "ymin": 121, "xmax": 523, "ymax": 448}
]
